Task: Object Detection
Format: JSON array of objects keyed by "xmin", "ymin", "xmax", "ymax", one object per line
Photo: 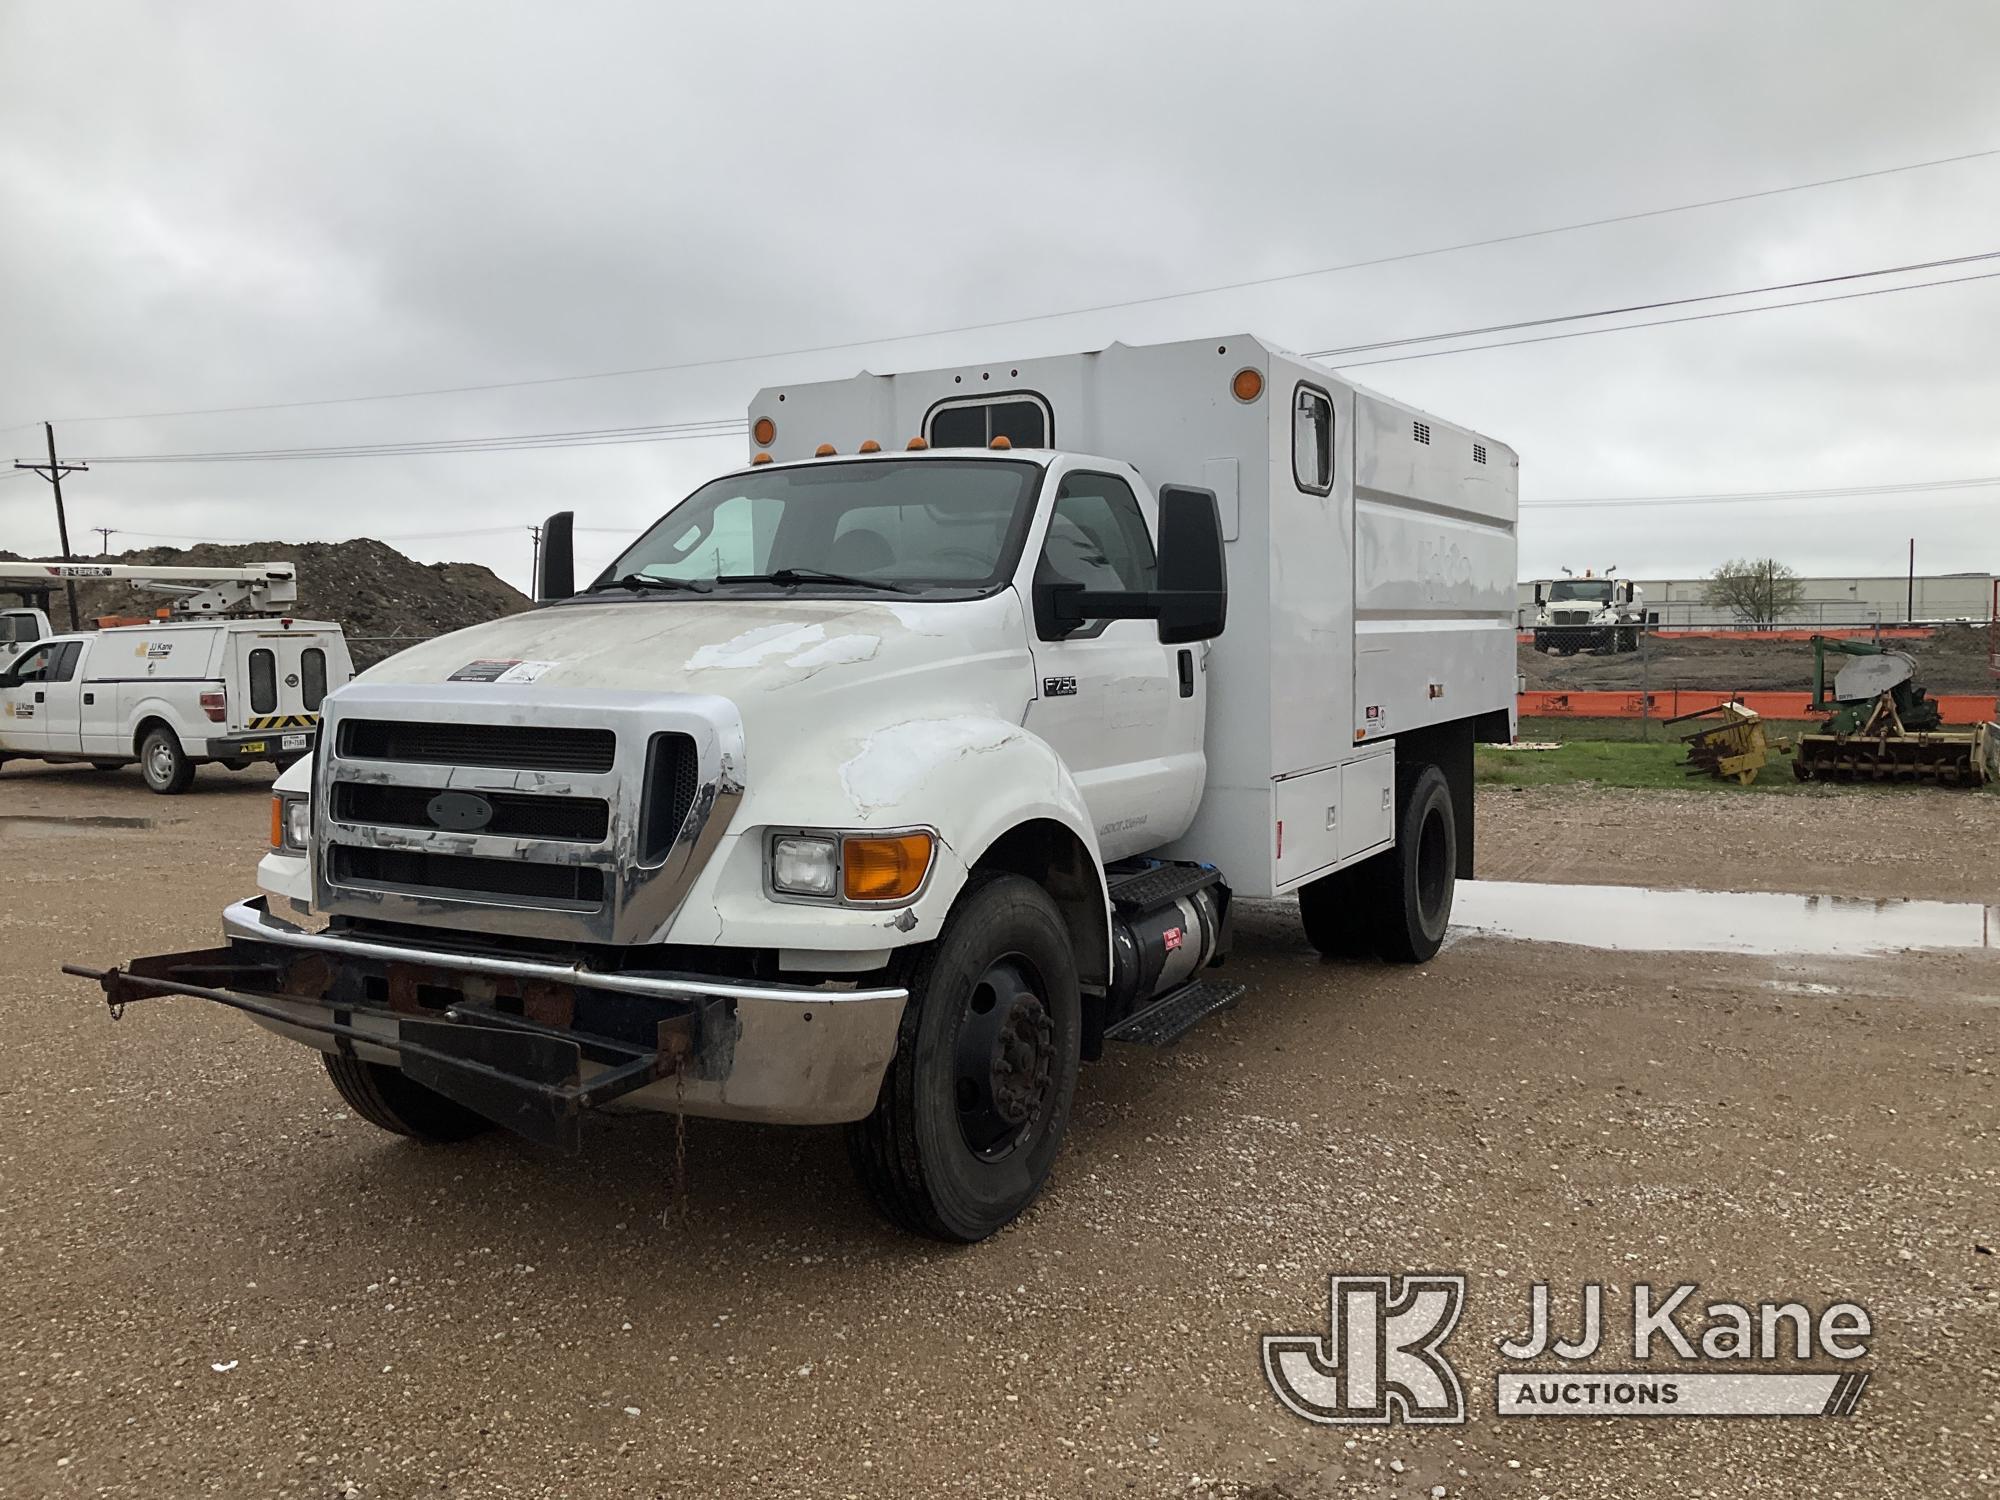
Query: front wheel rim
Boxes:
[{"xmin": 950, "ymin": 954, "xmax": 1055, "ymax": 1161}]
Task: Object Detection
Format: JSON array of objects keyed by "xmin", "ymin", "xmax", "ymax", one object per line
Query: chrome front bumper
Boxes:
[{"xmin": 67, "ymin": 898, "xmax": 908, "ymax": 1139}]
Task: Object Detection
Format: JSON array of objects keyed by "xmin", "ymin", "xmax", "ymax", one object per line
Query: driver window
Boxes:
[
  {"xmin": 1036, "ymin": 471, "xmax": 1156, "ymax": 593},
  {"xmin": 8, "ymin": 644, "xmax": 54, "ymax": 683}
]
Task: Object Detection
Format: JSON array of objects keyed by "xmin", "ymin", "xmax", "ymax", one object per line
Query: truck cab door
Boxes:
[
  {"xmin": 1022, "ymin": 466, "xmax": 1203, "ymax": 861},
  {"xmin": 38, "ymin": 642, "xmax": 87, "ymax": 752},
  {"xmin": 0, "ymin": 641, "xmax": 59, "ymax": 754}
]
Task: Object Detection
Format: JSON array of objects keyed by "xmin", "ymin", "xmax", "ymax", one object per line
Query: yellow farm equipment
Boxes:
[{"xmin": 1665, "ymin": 701, "xmax": 1780, "ymax": 785}]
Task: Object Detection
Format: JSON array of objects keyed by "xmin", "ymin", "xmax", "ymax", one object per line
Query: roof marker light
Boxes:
[
  {"xmin": 858, "ymin": 439, "xmax": 881, "ymax": 453},
  {"xmin": 989, "ymin": 436, "xmax": 1012, "ymax": 450},
  {"xmin": 815, "ymin": 443, "xmax": 837, "ymax": 457},
  {"xmin": 906, "ymin": 437, "xmax": 928, "ymax": 451},
  {"xmin": 752, "ymin": 416, "xmax": 776, "ymax": 446},
  {"xmin": 751, "ymin": 452, "xmax": 774, "ymax": 465},
  {"xmin": 1232, "ymin": 368, "xmax": 1264, "ymax": 402}
]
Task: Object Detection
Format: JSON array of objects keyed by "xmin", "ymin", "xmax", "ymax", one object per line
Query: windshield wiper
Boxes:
[
  {"xmin": 715, "ymin": 567, "xmax": 914, "ymax": 593},
  {"xmin": 586, "ymin": 573, "xmax": 712, "ymax": 595}
]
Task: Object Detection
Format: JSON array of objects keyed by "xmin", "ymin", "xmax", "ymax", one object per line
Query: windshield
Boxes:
[
  {"xmin": 596, "ymin": 458, "xmax": 1044, "ymax": 597},
  {"xmin": 1549, "ymin": 580, "xmax": 1614, "ymax": 603}
]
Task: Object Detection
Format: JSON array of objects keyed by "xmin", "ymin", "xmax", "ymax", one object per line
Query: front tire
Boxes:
[
  {"xmin": 1369, "ymin": 764, "xmax": 1457, "ymax": 963},
  {"xmin": 847, "ymin": 873, "xmax": 1082, "ymax": 1242},
  {"xmin": 322, "ymin": 1054, "xmax": 494, "ymax": 1142},
  {"xmin": 139, "ymin": 727, "xmax": 195, "ymax": 794}
]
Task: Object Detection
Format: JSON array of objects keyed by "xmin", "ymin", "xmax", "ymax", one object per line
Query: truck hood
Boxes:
[{"xmin": 355, "ymin": 594, "xmax": 1034, "ymax": 720}]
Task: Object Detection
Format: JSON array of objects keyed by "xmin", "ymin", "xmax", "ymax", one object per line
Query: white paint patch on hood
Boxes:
[
  {"xmin": 787, "ymin": 633, "xmax": 879, "ymax": 669},
  {"xmin": 841, "ymin": 719, "xmax": 1021, "ymax": 815},
  {"xmin": 687, "ymin": 622, "xmax": 826, "ymax": 670}
]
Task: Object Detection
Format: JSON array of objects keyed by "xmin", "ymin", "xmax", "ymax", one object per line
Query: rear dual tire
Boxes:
[{"xmin": 1298, "ymin": 764, "xmax": 1457, "ymax": 965}]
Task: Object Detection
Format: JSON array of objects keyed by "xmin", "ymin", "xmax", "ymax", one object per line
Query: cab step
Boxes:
[
  {"xmin": 1103, "ymin": 979, "xmax": 1246, "ymax": 1047},
  {"xmin": 1105, "ymin": 861, "xmax": 1222, "ymax": 913}
]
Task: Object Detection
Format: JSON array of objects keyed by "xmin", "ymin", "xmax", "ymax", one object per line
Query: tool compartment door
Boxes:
[{"xmin": 1271, "ymin": 763, "xmax": 1342, "ymax": 889}]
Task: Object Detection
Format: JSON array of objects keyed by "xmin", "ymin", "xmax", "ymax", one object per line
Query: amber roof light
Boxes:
[
  {"xmin": 858, "ymin": 439, "xmax": 881, "ymax": 453},
  {"xmin": 989, "ymin": 435, "xmax": 1012, "ymax": 450},
  {"xmin": 1232, "ymin": 368, "xmax": 1264, "ymax": 402},
  {"xmin": 751, "ymin": 452, "xmax": 773, "ymax": 465},
  {"xmin": 814, "ymin": 443, "xmax": 837, "ymax": 457},
  {"xmin": 906, "ymin": 437, "xmax": 928, "ymax": 451}
]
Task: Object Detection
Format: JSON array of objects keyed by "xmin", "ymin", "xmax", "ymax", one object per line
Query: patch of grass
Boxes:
[
  {"xmin": 1477, "ymin": 737, "xmax": 1805, "ymax": 792},
  {"xmin": 1517, "ymin": 715, "xmax": 1821, "ymax": 744}
]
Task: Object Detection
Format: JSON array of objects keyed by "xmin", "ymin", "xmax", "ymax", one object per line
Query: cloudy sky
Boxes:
[{"xmin": 3, "ymin": 0, "xmax": 1997, "ymax": 594}]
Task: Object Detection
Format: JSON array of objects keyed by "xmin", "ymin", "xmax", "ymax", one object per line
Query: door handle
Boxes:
[
  {"xmin": 1177, "ymin": 649, "xmax": 1195, "ymax": 698},
  {"xmin": 33, "ymin": 690, "xmax": 44, "ymax": 703},
  {"xmin": 83, "ymin": 692, "xmax": 95, "ymax": 705}
]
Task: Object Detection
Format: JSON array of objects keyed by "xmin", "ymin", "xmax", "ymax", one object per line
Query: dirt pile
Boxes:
[
  {"xmin": 1520, "ymin": 624, "xmax": 1998, "ymax": 694},
  {"xmin": 2, "ymin": 539, "xmax": 531, "ymax": 668}
]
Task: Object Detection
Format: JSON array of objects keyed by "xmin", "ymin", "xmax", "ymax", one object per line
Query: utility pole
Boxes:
[
  {"xmin": 529, "ymin": 523, "xmax": 543, "ymax": 597},
  {"xmin": 1907, "ymin": 538, "xmax": 1915, "ymax": 624},
  {"xmin": 13, "ymin": 422, "xmax": 86, "ymax": 630},
  {"xmin": 91, "ymin": 526, "xmax": 115, "ymax": 554}
]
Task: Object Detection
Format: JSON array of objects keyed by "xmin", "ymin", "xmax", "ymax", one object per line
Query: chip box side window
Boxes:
[{"xmin": 1293, "ymin": 384, "xmax": 1334, "ymax": 496}]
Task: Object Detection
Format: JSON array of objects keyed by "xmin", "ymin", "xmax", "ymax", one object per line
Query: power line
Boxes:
[
  {"xmin": 41, "ymin": 143, "xmax": 2000, "ymax": 427},
  {"xmin": 1328, "ymin": 266, "xmax": 2000, "ymax": 369},
  {"xmin": 1526, "ymin": 474, "xmax": 2000, "ymax": 509},
  {"xmin": 80, "ymin": 416, "xmax": 747, "ymax": 465},
  {"xmin": 1306, "ymin": 248, "xmax": 2000, "ymax": 359},
  {"xmin": 67, "ymin": 257, "xmax": 2000, "ymax": 467}
]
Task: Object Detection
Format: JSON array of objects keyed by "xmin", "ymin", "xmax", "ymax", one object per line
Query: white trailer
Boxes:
[{"xmin": 71, "ymin": 334, "xmax": 1517, "ymax": 1239}]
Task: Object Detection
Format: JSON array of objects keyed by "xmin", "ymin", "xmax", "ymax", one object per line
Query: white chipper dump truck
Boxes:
[
  {"xmin": 1529, "ymin": 568, "xmax": 1647, "ymax": 653},
  {"xmin": 69, "ymin": 335, "xmax": 1517, "ymax": 1240},
  {"xmin": 0, "ymin": 560, "xmax": 351, "ymax": 790}
]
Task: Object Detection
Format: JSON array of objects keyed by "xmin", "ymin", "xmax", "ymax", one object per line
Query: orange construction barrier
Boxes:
[{"xmin": 1519, "ymin": 690, "xmax": 1998, "ymax": 726}]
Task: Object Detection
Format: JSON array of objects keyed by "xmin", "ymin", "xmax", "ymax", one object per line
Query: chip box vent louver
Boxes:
[
  {"xmin": 1473, "ymin": 442, "xmax": 1488, "ymax": 464},
  {"xmin": 1414, "ymin": 421, "xmax": 1431, "ymax": 445}
]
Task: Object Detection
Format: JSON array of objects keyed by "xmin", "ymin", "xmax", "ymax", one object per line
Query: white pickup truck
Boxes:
[
  {"xmin": 72, "ymin": 334, "xmax": 1517, "ymax": 1240},
  {"xmin": 0, "ymin": 619, "xmax": 351, "ymax": 791}
]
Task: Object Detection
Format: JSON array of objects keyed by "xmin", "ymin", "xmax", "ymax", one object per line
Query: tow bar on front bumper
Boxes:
[{"xmin": 63, "ymin": 898, "xmax": 909, "ymax": 1147}]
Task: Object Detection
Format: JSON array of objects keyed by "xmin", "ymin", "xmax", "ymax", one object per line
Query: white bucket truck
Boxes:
[
  {"xmin": 0, "ymin": 561, "xmax": 352, "ymax": 791},
  {"xmin": 71, "ymin": 335, "xmax": 1516, "ymax": 1240}
]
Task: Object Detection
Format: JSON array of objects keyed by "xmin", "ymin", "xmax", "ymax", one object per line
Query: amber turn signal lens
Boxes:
[
  {"xmin": 815, "ymin": 442, "xmax": 837, "ymax": 457},
  {"xmin": 1231, "ymin": 367, "xmax": 1264, "ymax": 402},
  {"xmin": 751, "ymin": 416, "xmax": 776, "ymax": 446},
  {"xmin": 841, "ymin": 832, "xmax": 934, "ymax": 903},
  {"xmin": 269, "ymin": 796, "xmax": 285, "ymax": 849}
]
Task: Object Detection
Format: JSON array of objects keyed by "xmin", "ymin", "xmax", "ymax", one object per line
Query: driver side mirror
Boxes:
[
  {"xmin": 1533, "ymin": 583, "xmax": 1546, "ymax": 607},
  {"xmin": 535, "ymin": 511, "xmax": 574, "ymax": 602}
]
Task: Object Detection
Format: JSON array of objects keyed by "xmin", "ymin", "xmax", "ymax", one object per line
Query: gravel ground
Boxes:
[{"xmin": 2, "ymin": 764, "xmax": 1995, "ymax": 1498}]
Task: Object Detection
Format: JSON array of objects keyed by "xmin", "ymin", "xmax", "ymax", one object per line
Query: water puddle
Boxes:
[
  {"xmin": 0, "ymin": 814, "xmax": 157, "ymax": 833},
  {"xmin": 1451, "ymin": 880, "xmax": 1996, "ymax": 956}
]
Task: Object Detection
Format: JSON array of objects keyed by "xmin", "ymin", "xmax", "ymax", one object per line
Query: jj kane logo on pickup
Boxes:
[{"xmin": 1264, "ymin": 1276, "xmax": 1872, "ymax": 1424}]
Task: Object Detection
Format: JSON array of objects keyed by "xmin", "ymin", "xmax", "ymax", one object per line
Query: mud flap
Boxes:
[{"xmin": 399, "ymin": 1020, "xmax": 585, "ymax": 1151}]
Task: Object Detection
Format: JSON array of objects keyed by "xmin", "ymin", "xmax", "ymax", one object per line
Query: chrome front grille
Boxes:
[{"xmin": 313, "ymin": 684, "xmax": 744, "ymax": 944}]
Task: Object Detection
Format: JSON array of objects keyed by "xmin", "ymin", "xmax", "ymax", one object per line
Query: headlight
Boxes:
[
  {"xmin": 271, "ymin": 794, "xmax": 311, "ymax": 851},
  {"xmin": 768, "ymin": 829, "xmax": 936, "ymax": 905},
  {"xmin": 770, "ymin": 834, "xmax": 838, "ymax": 897}
]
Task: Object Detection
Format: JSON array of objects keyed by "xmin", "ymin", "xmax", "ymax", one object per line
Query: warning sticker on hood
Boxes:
[{"xmin": 447, "ymin": 659, "xmax": 558, "ymax": 684}]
